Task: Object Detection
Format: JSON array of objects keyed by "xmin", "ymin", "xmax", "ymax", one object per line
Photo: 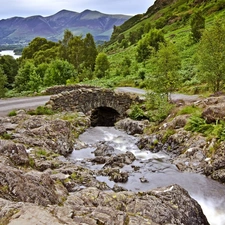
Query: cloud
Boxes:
[{"xmin": 0, "ymin": 0, "xmax": 154, "ymax": 19}]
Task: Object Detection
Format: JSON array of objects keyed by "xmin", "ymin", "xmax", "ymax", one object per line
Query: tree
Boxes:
[
  {"xmin": 83, "ymin": 33, "xmax": 98, "ymax": 71},
  {"xmin": 28, "ymin": 69, "xmax": 42, "ymax": 92},
  {"xmin": 94, "ymin": 53, "xmax": 110, "ymax": 78},
  {"xmin": 0, "ymin": 67, "xmax": 7, "ymax": 97},
  {"xmin": 14, "ymin": 61, "xmax": 36, "ymax": 92},
  {"xmin": 121, "ymin": 56, "xmax": 132, "ymax": 76},
  {"xmin": 44, "ymin": 59, "xmax": 75, "ymax": 86},
  {"xmin": 136, "ymin": 28, "xmax": 165, "ymax": 65},
  {"xmin": 21, "ymin": 37, "xmax": 58, "ymax": 61},
  {"xmin": 0, "ymin": 55, "xmax": 18, "ymax": 89},
  {"xmin": 190, "ymin": 12, "xmax": 205, "ymax": 42},
  {"xmin": 148, "ymin": 42, "xmax": 181, "ymax": 99},
  {"xmin": 67, "ymin": 35, "xmax": 84, "ymax": 72},
  {"xmin": 59, "ymin": 29, "xmax": 74, "ymax": 61},
  {"xmin": 197, "ymin": 20, "xmax": 225, "ymax": 92}
]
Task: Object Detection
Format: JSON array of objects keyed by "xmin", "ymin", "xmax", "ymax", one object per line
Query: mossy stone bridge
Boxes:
[{"xmin": 46, "ymin": 86, "xmax": 141, "ymax": 126}]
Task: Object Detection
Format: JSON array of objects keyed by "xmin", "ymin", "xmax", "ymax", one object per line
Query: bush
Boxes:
[
  {"xmin": 145, "ymin": 92, "xmax": 174, "ymax": 122},
  {"xmin": 129, "ymin": 105, "xmax": 146, "ymax": 120}
]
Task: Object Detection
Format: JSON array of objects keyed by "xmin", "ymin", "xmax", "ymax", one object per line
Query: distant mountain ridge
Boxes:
[{"xmin": 0, "ymin": 9, "xmax": 131, "ymax": 45}]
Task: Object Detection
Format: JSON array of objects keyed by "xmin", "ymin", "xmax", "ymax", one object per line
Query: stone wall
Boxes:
[
  {"xmin": 44, "ymin": 84, "xmax": 98, "ymax": 95},
  {"xmin": 47, "ymin": 87, "xmax": 140, "ymax": 116}
]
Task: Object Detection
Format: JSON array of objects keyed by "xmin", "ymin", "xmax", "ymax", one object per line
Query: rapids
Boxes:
[{"xmin": 68, "ymin": 126, "xmax": 225, "ymax": 225}]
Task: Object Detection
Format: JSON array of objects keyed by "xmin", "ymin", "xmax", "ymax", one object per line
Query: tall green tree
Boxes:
[
  {"xmin": 94, "ymin": 53, "xmax": 110, "ymax": 78},
  {"xmin": 0, "ymin": 55, "xmax": 18, "ymax": 89},
  {"xmin": 14, "ymin": 61, "xmax": 36, "ymax": 92},
  {"xmin": 190, "ymin": 12, "xmax": 205, "ymax": 42},
  {"xmin": 0, "ymin": 67, "xmax": 7, "ymax": 97},
  {"xmin": 83, "ymin": 33, "xmax": 98, "ymax": 71},
  {"xmin": 59, "ymin": 29, "xmax": 74, "ymax": 61},
  {"xmin": 136, "ymin": 28, "xmax": 165, "ymax": 64},
  {"xmin": 21, "ymin": 37, "xmax": 58, "ymax": 61},
  {"xmin": 68, "ymin": 35, "xmax": 84, "ymax": 72},
  {"xmin": 197, "ymin": 20, "xmax": 225, "ymax": 92},
  {"xmin": 28, "ymin": 69, "xmax": 42, "ymax": 92},
  {"xmin": 148, "ymin": 42, "xmax": 181, "ymax": 99},
  {"xmin": 44, "ymin": 59, "xmax": 75, "ymax": 86}
]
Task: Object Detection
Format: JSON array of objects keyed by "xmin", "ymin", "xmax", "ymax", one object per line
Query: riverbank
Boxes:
[{"xmin": 0, "ymin": 93, "xmax": 225, "ymax": 224}]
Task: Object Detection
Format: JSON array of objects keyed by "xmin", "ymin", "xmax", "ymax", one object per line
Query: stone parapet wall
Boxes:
[
  {"xmin": 44, "ymin": 84, "xmax": 98, "ymax": 95},
  {"xmin": 47, "ymin": 87, "xmax": 140, "ymax": 116}
]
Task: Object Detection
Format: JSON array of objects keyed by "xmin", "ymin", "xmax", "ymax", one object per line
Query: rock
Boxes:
[
  {"xmin": 137, "ymin": 134, "xmax": 162, "ymax": 153},
  {"xmin": 202, "ymin": 104, "xmax": 225, "ymax": 123},
  {"xmin": 103, "ymin": 151, "xmax": 136, "ymax": 168},
  {"xmin": 0, "ymin": 164, "xmax": 62, "ymax": 206},
  {"xmin": 14, "ymin": 117, "xmax": 75, "ymax": 156},
  {"xmin": 99, "ymin": 168, "xmax": 129, "ymax": 183},
  {"xmin": 94, "ymin": 141, "xmax": 115, "ymax": 156},
  {"xmin": 7, "ymin": 204, "xmax": 63, "ymax": 225},
  {"xmin": 0, "ymin": 140, "xmax": 29, "ymax": 166},
  {"xmin": 90, "ymin": 156, "xmax": 106, "ymax": 164},
  {"xmin": 173, "ymin": 147, "xmax": 208, "ymax": 173},
  {"xmin": 211, "ymin": 169, "xmax": 225, "ymax": 183},
  {"xmin": 50, "ymin": 185, "xmax": 209, "ymax": 225},
  {"xmin": 162, "ymin": 114, "xmax": 189, "ymax": 129},
  {"xmin": 0, "ymin": 125, "xmax": 7, "ymax": 135},
  {"xmin": 112, "ymin": 184, "xmax": 128, "ymax": 192},
  {"xmin": 115, "ymin": 118, "xmax": 149, "ymax": 135}
]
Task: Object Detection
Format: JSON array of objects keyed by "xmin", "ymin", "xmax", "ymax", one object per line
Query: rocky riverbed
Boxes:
[{"xmin": 1, "ymin": 95, "xmax": 225, "ymax": 224}]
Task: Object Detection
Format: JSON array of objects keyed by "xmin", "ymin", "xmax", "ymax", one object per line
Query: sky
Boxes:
[{"xmin": 0, "ymin": 0, "xmax": 155, "ymax": 19}]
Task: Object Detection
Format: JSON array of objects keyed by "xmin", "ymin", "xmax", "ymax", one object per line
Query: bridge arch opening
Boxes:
[{"xmin": 90, "ymin": 107, "xmax": 120, "ymax": 127}]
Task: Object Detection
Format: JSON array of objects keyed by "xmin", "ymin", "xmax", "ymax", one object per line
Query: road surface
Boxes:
[
  {"xmin": 116, "ymin": 87, "xmax": 200, "ymax": 101},
  {"xmin": 0, "ymin": 96, "xmax": 51, "ymax": 116}
]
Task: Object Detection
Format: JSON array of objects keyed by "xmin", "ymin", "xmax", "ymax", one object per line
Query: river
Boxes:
[
  {"xmin": 0, "ymin": 50, "xmax": 21, "ymax": 59},
  {"xmin": 68, "ymin": 126, "xmax": 225, "ymax": 225}
]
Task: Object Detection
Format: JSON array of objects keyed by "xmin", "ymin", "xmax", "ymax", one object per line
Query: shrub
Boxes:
[{"xmin": 129, "ymin": 105, "xmax": 146, "ymax": 120}]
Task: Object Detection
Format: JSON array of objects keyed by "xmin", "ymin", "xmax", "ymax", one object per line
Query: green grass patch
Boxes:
[
  {"xmin": 27, "ymin": 106, "xmax": 55, "ymax": 115},
  {"xmin": 177, "ymin": 105, "xmax": 202, "ymax": 115},
  {"xmin": 8, "ymin": 110, "xmax": 17, "ymax": 117}
]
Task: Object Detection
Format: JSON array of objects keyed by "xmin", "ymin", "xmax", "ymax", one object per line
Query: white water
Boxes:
[
  {"xmin": 0, "ymin": 50, "xmax": 21, "ymax": 59},
  {"xmin": 70, "ymin": 127, "xmax": 225, "ymax": 225}
]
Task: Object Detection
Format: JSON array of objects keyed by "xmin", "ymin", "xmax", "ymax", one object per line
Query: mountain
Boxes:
[{"xmin": 0, "ymin": 9, "xmax": 131, "ymax": 45}]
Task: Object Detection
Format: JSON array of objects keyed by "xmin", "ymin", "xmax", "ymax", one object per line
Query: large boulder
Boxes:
[
  {"xmin": 0, "ymin": 140, "xmax": 29, "ymax": 166},
  {"xmin": 202, "ymin": 104, "xmax": 225, "ymax": 123},
  {"xmin": 115, "ymin": 118, "xmax": 149, "ymax": 135},
  {"xmin": 0, "ymin": 163, "xmax": 64, "ymax": 206},
  {"xmin": 51, "ymin": 184, "xmax": 209, "ymax": 225}
]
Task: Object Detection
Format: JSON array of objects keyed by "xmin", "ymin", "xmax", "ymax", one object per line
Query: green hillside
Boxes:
[
  {"xmin": 84, "ymin": 0, "xmax": 225, "ymax": 95},
  {"xmin": 1, "ymin": 0, "xmax": 225, "ymax": 99}
]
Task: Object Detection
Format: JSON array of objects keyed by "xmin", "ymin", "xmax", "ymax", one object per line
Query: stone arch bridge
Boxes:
[{"xmin": 47, "ymin": 87, "xmax": 141, "ymax": 126}]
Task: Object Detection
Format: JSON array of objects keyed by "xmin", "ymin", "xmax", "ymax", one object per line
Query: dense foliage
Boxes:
[{"xmin": 0, "ymin": 0, "xmax": 225, "ymax": 102}]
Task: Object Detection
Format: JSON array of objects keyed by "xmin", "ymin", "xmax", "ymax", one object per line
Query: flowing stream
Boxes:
[{"xmin": 68, "ymin": 127, "xmax": 225, "ymax": 225}]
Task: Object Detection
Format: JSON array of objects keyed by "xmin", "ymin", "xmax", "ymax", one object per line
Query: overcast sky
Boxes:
[{"xmin": 0, "ymin": 0, "xmax": 155, "ymax": 19}]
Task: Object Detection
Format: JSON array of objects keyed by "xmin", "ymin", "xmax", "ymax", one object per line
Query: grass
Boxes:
[
  {"xmin": 8, "ymin": 110, "xmax": 17, "ymax": 117},
  {"xmin": 27, "ymin": 106, "xmax": 55, "ymax": 115},
  {"xmin": 177, "ymin": 105, "xmax": 202, "ymax": 116}
]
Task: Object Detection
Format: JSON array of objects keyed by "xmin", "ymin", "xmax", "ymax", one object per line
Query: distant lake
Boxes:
[{"xmin": 0, "ymin": 50, "xmax": 21, "ymax": 59}]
